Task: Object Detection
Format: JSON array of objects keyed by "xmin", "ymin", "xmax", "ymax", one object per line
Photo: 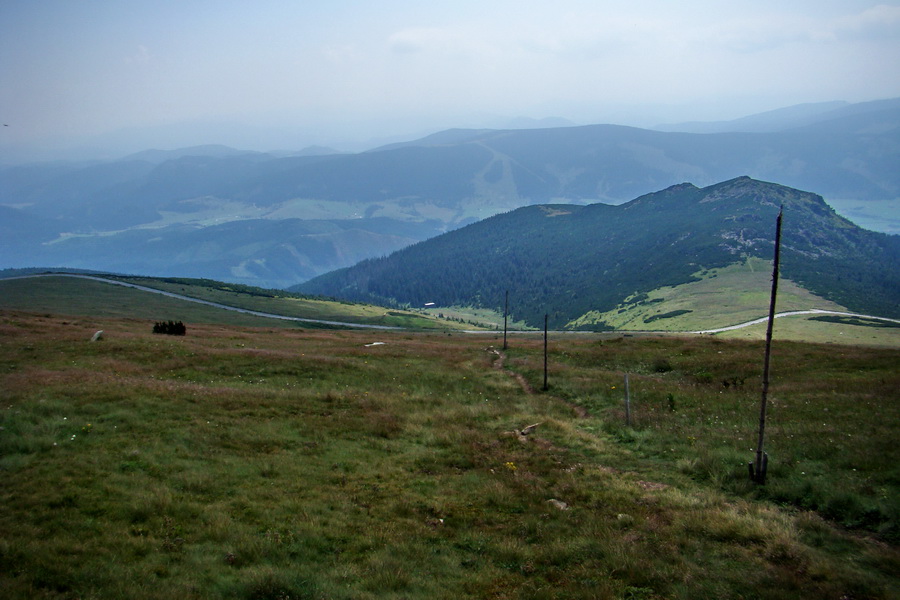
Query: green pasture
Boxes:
[
  {"xmin": 0, "ymin": 276, "xmax": 465, "ymax": 331},
  {"xmin": 573, "ymin": 258, "xmax": 847, "ymax": 331},
  {"xmin": 0, "ymin": 306, "xmax": 897, "ymax": 599},
  {"xmin": 0, "ymin": 276, "xmax": 296, "ymax": 329}
]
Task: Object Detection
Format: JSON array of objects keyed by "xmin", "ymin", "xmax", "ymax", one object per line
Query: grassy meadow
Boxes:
[
  {"xmin": 0, "ymin": 276, "xmax": 302, "ymax": 329},
  {"xmin": 1, "ymin": 294, "xmax": 898, "ymax": 599},
  {"xmin": 109, "ymin": 276, "xmax": 456, "ymax": 330},
  {"xmin": 572, "ymin": 259, "xmax": 848, "ymax": 331},
  {"xmin": 0, "ymin": 276, "xmax": 469, "ymax": 331}
]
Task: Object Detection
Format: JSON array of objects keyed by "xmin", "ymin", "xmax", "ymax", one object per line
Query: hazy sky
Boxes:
[{"xmin": 2, "ymin": 0, "xmax": 899, "ymax": 158}]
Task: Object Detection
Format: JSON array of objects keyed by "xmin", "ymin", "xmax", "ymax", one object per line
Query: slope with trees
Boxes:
[{"xmin": 296, "ymin": 177, "xmax": 900, "ymax": 329}]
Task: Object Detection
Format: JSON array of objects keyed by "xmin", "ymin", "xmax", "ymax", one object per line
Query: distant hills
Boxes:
[
  {"xmin": 120, "ymin": 144, "xmax": 266, "ymax": 164},
  {"xmin": 653, "ymin": 97, "xmax": 900, "ymax": 134},
  {"xmin": 295, "ymin": 177, "xmax": 900, "ymax": 329},
  {"xmin": 1, "ymin": 99, "xmax": 897, "ymax": 288},
  {"xmin": 653, "ymin": 100, "xmax": 850, "ymax": 133}
]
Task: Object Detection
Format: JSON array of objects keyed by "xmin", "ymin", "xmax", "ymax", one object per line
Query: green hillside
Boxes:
[
  {"xmin": 573, "ymin": 258, "xmax": 847, "ymax": 331},
  {"xmin": 297, "ymin": 177, "xmax": 900, "ymax": 329},
  {"xmin": 3, "ymin": 271, "xmax": 896, "ymax": 347},
  {"xmin": 1, "ymin": 310, "xmax": 898, "ymax": 598},
  {"xmin": 0, "ymin": 274, "xmax": 475, "ymax": 331}
]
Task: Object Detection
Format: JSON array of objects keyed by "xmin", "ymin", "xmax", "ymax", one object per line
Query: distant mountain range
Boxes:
[
  {"xmin": 295, "ymin": 177, "xmax": 900, "ymax": 329},
  {"xmin": 653, "ymin": 100, "xmax": 852, "ymax": 133},
  {"xmin": 1, "ymin": 99, "xmax": 897, "ymax": 288}
]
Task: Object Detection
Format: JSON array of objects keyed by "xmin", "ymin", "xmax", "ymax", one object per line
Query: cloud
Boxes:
[
  {"xmin": 321, "ymin": 44, "xmax": 358, "ymax": 64},
  {"xmin": 124, "ymin": 44, "xmax": 152, "ymax": 65},
  {"xmin": 832, "ymin": 4, "xmax": 900, "ymax": 40},
  {"xmin": 701, "ymin": 4, "xmax": 900, "ymax": 53},
  {"xmin": 506, "ymin": 4, "xmax": 900, "ymax": 59},
  {"xmin": 388, "ymin": 27, "xmax": 456, "ymax": 54},
  {"xmin": 3, "ymin": 1, "xmax": 898, "ymax": 156},
  {"xmin": 515, "ymin": 15, "xmax": 661, "ymax": 59},
  {"xmin": 387, "ymin": 25, "xmax": 504, "ymax": 62}
]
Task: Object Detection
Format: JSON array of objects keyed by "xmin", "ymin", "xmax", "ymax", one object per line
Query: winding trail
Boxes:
[
  {"xmin": 488, "ymin": 346, "xmax": 589, "ymax": 418},
  {"xmin": 488, "ymin": 347, "xmax": 536, "ymax": 394}
]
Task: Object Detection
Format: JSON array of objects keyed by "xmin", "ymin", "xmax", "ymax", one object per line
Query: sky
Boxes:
[{"xmin": 1, "ymin": 0, "xmax": 899, "ymax": 160}]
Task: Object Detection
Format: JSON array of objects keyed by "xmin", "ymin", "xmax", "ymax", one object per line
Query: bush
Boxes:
[
  {"xmin": 152, "ymin": 320, "xmax": 186, "ymax": 336},
  {"xmin": 653, "ymin": 358, "xmax": 673, "ymax": 373}
]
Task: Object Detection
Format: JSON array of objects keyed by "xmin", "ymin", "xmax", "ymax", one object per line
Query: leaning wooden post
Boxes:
[
  {"xmin": 542, "ymin": 313, "xmax": 549, "ymax": 391},
  {"xmin": 751, "ymin": 206, "xmax": 783, "ymax": 485},
  {"xmin": 503, "ymin": 290, "xmax": 509, "ymax": 350},
  {"xmin": 624, "ymin": 373, "xmax": 631, "ymax": 426}
]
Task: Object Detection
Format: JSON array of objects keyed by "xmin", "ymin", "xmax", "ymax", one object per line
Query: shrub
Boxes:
[
  {"xmin": 653, "ymin": 358, "xmax": 673, "ymax": 373},
  {"xmin": 152, "ymin": 320, "xmax": 187, "ymax": 336}
]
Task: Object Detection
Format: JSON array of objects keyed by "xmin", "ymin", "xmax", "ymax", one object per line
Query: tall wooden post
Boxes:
[
  {"xmin": 624, "ymin": 373, "xmax": 631, "ymax": 426},
  {"xmin": 542, "ymin": 313, "xmax": 549, "ymax": 391},
  {"xmin": 751, "ymin": 207, "xmax": 783, "ymax": 485},
  {"xmin": 503, "ymin": 290, "xmax": 509, "ymax": 350}
]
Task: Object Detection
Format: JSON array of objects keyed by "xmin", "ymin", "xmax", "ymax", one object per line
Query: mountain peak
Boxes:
[
  {"xmin": 299, "ymin": 178, "xmax": 899, "ymax": 328},
  {"xmin": 704, "ymin": 175, "xmax": 772, "ymax": 195}
]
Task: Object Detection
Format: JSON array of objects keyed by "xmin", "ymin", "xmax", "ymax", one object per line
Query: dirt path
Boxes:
[
  {"xmin": 489, "ymin": 347, "xmax": 535, "ymax": 394},
  {"xmin": 487, "ymin": 347, "xmax": 589, "ymax": 418}
]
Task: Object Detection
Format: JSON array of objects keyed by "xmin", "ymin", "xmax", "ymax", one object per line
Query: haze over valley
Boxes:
[
  {"xmin": 1, "ymin": 98, "xmax": 898, "ymax": 290},
  {"xmin": 1, "ymin": 1, "xmax": 898, "ymax": 313}
]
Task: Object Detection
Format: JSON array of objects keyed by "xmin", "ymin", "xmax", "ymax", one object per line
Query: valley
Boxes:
[{"xmin": 2, "ymin": 98, "xmax": 898, "ymax": 289}]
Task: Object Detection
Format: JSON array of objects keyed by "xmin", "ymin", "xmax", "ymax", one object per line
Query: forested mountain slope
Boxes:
[
  {"xmin": 2, "ymin": 99, "xmax": 897, "ymax": 287},
  {"xmin": 296, "ymin": 177, "xmax": 900, "ymax": 329}
]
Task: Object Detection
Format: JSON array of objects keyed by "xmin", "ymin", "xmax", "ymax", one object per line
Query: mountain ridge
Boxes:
[
  {"xmin": 295, "ymin": 177, "xmax": 899, "ymax": 329},
  {"xmin": 1, "ymin": 99, "xmax": 898, "ymax": 288},
  {"xmin": 653, "ymin": 98, "xmax": 900, "ymax": 134}
]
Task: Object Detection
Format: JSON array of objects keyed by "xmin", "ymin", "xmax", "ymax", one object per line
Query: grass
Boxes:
[
  {"xmin": 0, "ymin": 276, "xmax": 297, "ymax": 328},
  {"xmin": 717, "ymin": 314, "xmax": 900, "ymax": 347},
  {"xmin": 505, "ymin": 334, "xmax": 900, "ymax": 538},
  {"xmin": 109, "ymin": 275, "xmax": 477, "ymax": 330},
  {"xmin": 1, "ymin": 307, "xmax": 898, "ymax": 599},
  {"xmin": 571, "ymin": 258, "xmax": 851, "ymax": 331},
  {"xmin": 564, "ymin": 257, "xmax": 900, "ymax": 347},
  {"xmin": 0, "ymin": 276, "xmax": 473, "ymax": 331},
  {"xmin": 422, "ymin": 305, "xmax": 535, "ymax": 331}
]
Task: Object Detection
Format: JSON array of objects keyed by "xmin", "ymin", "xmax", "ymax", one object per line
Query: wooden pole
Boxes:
[
  {"xmin": 503, "ymin": 290, "xmax": 509, "ymax": 350},
  {"xmin": 624, "ymin": 373, "xmax": 631, "ymax": 426},
  {"xmin": 542, "ymin": 313, "xmax": 549, "ymax": 391},
  {"xmin": 751, "ymin": 206, "xmax": 783, "ymax": 485}
]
